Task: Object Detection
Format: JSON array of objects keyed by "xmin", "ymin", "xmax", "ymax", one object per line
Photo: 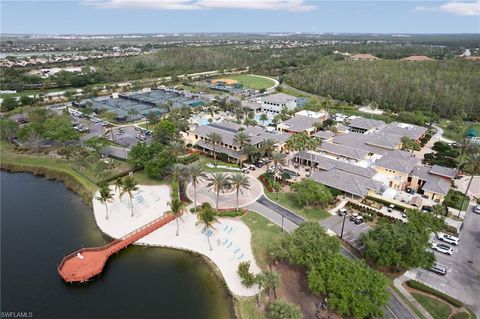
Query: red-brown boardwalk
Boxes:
[{"xmin": 58, "ymin": 214, "xmax": 175, "ymax": 283}]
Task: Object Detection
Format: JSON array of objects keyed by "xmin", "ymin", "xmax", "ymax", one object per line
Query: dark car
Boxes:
[{"xmin": 422, "ymin": 206, "xmax": 433, "ymax": 212}]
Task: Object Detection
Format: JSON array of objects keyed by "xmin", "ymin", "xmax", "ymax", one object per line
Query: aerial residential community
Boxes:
[{"xmin": 1, "ymin": 1, "xmax": 480, "ymax": 319}]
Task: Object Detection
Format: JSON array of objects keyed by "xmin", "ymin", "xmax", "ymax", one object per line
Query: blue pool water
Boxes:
[
  {"xmin": 254, "ymin": 114, "xmax": 272, "ymax": 126},
  {"xmin": 197, "ymin": 118, "xmax": 211, "ymax": 126}
]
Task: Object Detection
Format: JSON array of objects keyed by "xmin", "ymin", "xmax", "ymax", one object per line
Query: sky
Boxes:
[{"xmin": 1, "ymin": 0, "xmax": 479, "ymax": 34}]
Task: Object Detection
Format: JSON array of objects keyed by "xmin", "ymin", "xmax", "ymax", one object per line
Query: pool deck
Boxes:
[{"xmin": 91, "ymin": 185, "xmax": 261, "ymax": 296}]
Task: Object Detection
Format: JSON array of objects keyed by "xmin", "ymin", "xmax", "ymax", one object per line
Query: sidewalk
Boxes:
[{"xmin": 394, "ymin": 274, "xmax": 434, "ymax": 319}]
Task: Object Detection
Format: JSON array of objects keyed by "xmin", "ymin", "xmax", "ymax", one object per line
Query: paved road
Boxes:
[
  {"xmin": 413, "ymin": 203, "xmax": 480, "ymax": 315},
  {"xmin": 248, "ymin": 197, "xmax": 417, "ymax": 319}
]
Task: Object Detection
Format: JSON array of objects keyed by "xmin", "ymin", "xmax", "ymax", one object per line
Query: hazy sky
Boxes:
[{"xmin": 1, "ymin": 0, "xmax": 479, "ymax": 34}]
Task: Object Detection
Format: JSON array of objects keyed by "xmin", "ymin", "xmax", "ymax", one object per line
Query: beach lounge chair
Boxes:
[
  {"xmin": 237, "ymin": 254, "xmax": 244, "ymax": 260},
  {"xmin": 76, "ymin": 253, "xmax": 85, "ymax": 260}
]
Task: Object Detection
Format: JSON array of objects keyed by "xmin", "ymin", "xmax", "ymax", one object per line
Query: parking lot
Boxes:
[
  {"xmin": 412, "ymin": 204, "xmax": 480, "ymax": 313},
  {"xmin": 107, "ymin": 126, "xmax": 152, "ymax": 148},
  {"xmin": 320, "ymin": 214, "xmax": 372, "ymax": 252}
]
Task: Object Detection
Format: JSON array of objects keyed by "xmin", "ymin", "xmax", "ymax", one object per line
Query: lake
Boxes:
[{"xmin": 0, "ymin": 172, "xmax": 235, "ymax": 319}]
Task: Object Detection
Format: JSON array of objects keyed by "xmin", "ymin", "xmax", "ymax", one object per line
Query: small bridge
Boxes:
[{"xmin": 58, "ymin": 213, "xmax": 175, "ymax": 283}]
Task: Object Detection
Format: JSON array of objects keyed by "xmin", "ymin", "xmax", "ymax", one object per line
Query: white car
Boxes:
[
  {"xmin": 474, "ymin": 205, "xmax": 480, "ymax": 214},
  {"xmin": 436, "ymin": 233, "xmax": 459, "ymax": 246},
  {"xmin": 431, "ymin": 242, "xmax": 453, "ymax": 255}
]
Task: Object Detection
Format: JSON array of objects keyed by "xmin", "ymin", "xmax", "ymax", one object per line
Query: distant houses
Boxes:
[
  {"xmin": 402, "ymin": 55, "xmax": 435, "ymax": 62},
  {"xmin": 348, "ymin": 54, "xmax": 380, "ymax": 61}
]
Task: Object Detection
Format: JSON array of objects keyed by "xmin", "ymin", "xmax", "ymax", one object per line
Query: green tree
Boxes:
[
  {"xmin": 43, "ymin": 115, "xmax": 80, "ymax": 147},
  {"xmin": 401, "ymin": 136, "xmax": 421, "ymax": 152},
  {"xmin": 153, "ymin": 118, "xmax": 179, "ymax": 144},
  {"xmin": 0, "ymin": 118, "xmax": 19, "ymax": 142},
  {"xmin": 84, "ymin": 136, "xmax": 109, "ymax": 155},
  {"xmin": 458, "ymin": 147, "xmax": 480, "ymax": 213},
  {"xmin": 291, "ymin": 179, "xmax": 333, "ymax": 207},
  {"xmin": 168, "ymin": 197, "xmax": 186, "ymax": 236},
  {"xmin": 271, "ymin": 151, "xmax": 286, "ymax": 197},
  {"xmin": 120, "ymin": 176, "xmax": 138, "ymax": 217},
  {"xmin": 166, "ymin": 140, "xmax": 185, "ymax": 163},
  {"xmin": 229, "ymin": 173, "xmax": 251, "ymax": 212},
  {"xmin": 206, "ymin": 172, "xmax": 230, "ymax": 209},
  {"xmin": 263, "ymin": 271, "xmax": 280, "ymax": 301},
  {"xmin": 20, "ymin": 95, "xmax": 34, "ymax": 106},
  {"xmin": 361, "ymin": 209, "xmax": 444, "ymax": 271},
  {"xmin": 206, "ymin": 132, "xmax": 223, "ymax": 165},
  {"xmin": 187, "ymin": 163, "xmax": 206, "ymax": 213},
  {"xmin": 96, "ymin": 183, "xmax": 113, "ymax": 220},
  {"xmin": 259, "ymin": 113, "xmax": 269, "ymax": 125},
  {"xmin": 170, "ymin": 163, "xmax": 187, "ymax": 198},
  {"xmin": 196, "ymin": 202, "xmax": 219, "ymax": 250},
  {"xmin": 114, "ymin": 178, "xmax": 123, "ymax": 195},
  {"xmin": 233, "ymin": 131, "xmax": 251, "ymax": 166},
  {"xmin": 267, "ymin": 300, "xmax": 303, "ymax": 319},
  {"xmin": 1, "ymin": 96, "xmax": 18, "ymax": 111}
]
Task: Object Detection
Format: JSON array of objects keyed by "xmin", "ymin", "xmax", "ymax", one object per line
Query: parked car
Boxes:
[
  {"xmin": 474, "ymin": 205, "xmax": 480, "ymax": 214},
  {"xmin": 388, "ymin": 204, "xmax": 395, "ymax": 212},
  {"xmin": 431, "ymin": 242, "xmax": 453, "ymax": 255},
  {"xmin": 349, "ymin": 212, "xmax": 359, "ymax": 221},
  {"xmin": 428, "ymin": 262, "xmax": 447, "ymax": 276},
  {"xmin": 16, "ymin": 117, "xmax": 29, "ymax": 124},
  {"xmin": 353, "ymin": 216, "xmax": 364, "ymax": 225},
  {"xmin": 422, "ymin": 206, "xmax": 433, "ymax": 213},
  {"xmin": 338, "ymin": 208, "xmax": 347, "ymax": 216},
  {"xmin": 255, "ymin": 160, "xmax": 266, "ymax": 168},
  {"xmin": 436, "ymin": 233, "xmax": 459, "ymax": 245}
]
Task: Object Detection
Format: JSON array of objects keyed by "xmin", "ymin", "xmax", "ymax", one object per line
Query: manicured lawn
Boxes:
[
  {"xmin": 236, "ymin": 296, "xmax": 266, "ymax": 319},
  {"xmin": 411, "ymin": 293, "xmax": 452, "ymax": 319},
  {"xmin": 438, "ymin": 120, "xmax": 480, "ymax": 142},
  {"xmin": 241, "ymin": 211, "xmax": 284, "ymax": 270},
  {"xmin": 224, "ymin": 74, "xmax": 276, "ymax": 90},
  {"xmin": 196, "ymin": 155, "xmax": 242, "ymax": 173},
  {"xmin": 263, "ymin": 188, "xmax": 330, "ymax": 221}
]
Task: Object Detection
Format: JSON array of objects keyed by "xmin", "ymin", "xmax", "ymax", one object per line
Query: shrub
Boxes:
[
  {"xmin": 237, "ymin": 261, "xmax": 256, "ymax": 288},
  {"xmin": 267, "ymin": 300, "xmax": 303, "ymax": 319},
  {"xmin": 407, "ymin": 280, "xmax": 464, "ymax": 307},
  {"xmin": 452, "ymin": 312, "xmax": 471, "ymax": 319}
]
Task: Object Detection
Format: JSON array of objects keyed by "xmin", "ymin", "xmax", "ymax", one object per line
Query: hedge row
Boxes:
[{"xmin": 407, "ymin": 280, "xmax": 464, "ymax": 308}]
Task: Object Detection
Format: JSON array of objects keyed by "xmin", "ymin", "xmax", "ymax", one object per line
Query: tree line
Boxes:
[{"xmin": 284, "ymin": 57, "xmax": 480, "ymax": 121}]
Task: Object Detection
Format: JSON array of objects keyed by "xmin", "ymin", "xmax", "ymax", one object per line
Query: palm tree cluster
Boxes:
[{"xmin": 205, "ymin": 172, "xmax": 251, "ymax": 212}]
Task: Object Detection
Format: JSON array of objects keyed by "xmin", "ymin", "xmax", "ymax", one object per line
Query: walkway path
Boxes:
[{"xmin": 58, "ymin": 213, "xmax": 175, "ymax": 283}]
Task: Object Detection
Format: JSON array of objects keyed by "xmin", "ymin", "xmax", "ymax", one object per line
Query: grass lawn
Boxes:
[
  {"xmin": 222, "ymin": 74, "xmax": 276, "ymax": 90},
  {"xmin": 438, "ymin": 120, "xmax": 480, "ymax": 142},
  {"xmin": 263, "ymin": 188, "xmax": 330, "ymax": 221},
  {"xmin": 196, "ymin": 155, "xmax": 242, "ymax": 173},
  {"xmin": 241, "ymin": 211, "xmax": 284, "ymax": 270},
  {"xmin": 0, "ymin": 141, "xmax": 97, "ymax": 192},
  {"xmin": 411, "ymin": 293, "xmax": 452, "ymax": 319},
  {"xmin": 236, "ymin": 296, "xmax": 266, "ymax": 319}
]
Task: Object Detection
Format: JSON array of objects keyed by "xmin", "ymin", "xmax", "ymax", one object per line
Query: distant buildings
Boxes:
[
  {"xmin": 277, "ymin": 110, "xmax": 327, "ymax": 135},
  {"xmin": 402, "ymin": 55, "xmax": 435, "ymax": 62},
  {"xmin": 348, "ymin": 54, "xmax": 380, "ymax": 61}
]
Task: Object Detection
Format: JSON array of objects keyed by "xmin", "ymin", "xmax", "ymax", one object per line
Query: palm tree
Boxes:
[
  {"xmin": 456, "ymin": 138, "xmax": 471, "ymax": 172},
  {"xmin": 233, "ymin": 131, "xmax": 251, "ymax": 166},
  {"xmin": 432, "ymin": 204, "xmax": 446, "ymax": 217},
  {"xmin": 167, "ymin": 140, "xmax": 185, "ymax": 163},
  {"xmin": 229, "ymin": 173, "xmax": 251, "ymax": 213},
  {"xmin": 114, "ymin": 178, "xmax": 123, "ymax": 197},
  {"xmin": 255, "ymin": 273, "xmax": 266, "ymax": 306},
  {"xmin": 206, "ymin": 172, "xmax": 230, "ymax": 209},
  {"xmin": 458, "ymin": 147, "xmax": 480, "ymax": 216},
  {"xmin": 196, "ymin": 203, "xmax": 220, "ymax": 250},
  {"xmin": 263, "ymin": 271, "xmax": 280, "ymax": 300},
  {"xmin": 188, "ymin": 163, "xmax": 206, "ymax": 212},
  {"xmin": 271, "ymin": 151, "xmax": 286, "ymax": 198},
  {"xmin": 262, "ymin": 138, "xmax": 276, "ymax": 161},
  {"xmin": 259, "ymin": 113, "xmax": 268, "ymax": 126},
  {"xmin": 168, "ymin": 197, "xmax": 186, "ymax": 236},
  {"xmin": 121, "ymin": 176, "xmax": 138, "ymax": 217},
  {"xmin": 170, "ymin": 163, "xmax": 187, "ymax": 199},
  {"xmin": 97, "ymin": 183, "xmax": 113, "ymax": 220},
  {"xmin": 206, "ymin": 132, "xmax": 223, "ymax": 165}
]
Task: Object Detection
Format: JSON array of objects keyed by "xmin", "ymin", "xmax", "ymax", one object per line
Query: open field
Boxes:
[
  {"xmin": 222, "ymin": 74, "xmax": 275, "ymax": 90},
  {"xmin": 439, "ymin": 121, "xmax": 480, "ymax": 142}
]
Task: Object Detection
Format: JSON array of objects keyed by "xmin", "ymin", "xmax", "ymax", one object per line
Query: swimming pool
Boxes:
[
  {"xmin": 254, "ymin": 114, "xmax": 272, "ymax": 126},
  {"xmin": 197, "ymin": 118, "xmax": 211, "ymax": 126}
]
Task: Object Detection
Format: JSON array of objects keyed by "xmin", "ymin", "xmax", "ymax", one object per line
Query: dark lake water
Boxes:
[{"xmin": 0, "ymin": 172, "xmax": 235, "ymax": 319}]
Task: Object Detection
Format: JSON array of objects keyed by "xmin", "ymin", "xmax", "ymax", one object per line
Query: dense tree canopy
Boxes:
[
  {"xmin": 361, "ymin": 209, "xmax": 445, "ymax": 271},
  {"xmin": 291, "ymin": 179, "xmax": 333, "ymax": 207},
  {"xmin": 270, "ymin": 222, "xmax": 389, "ymax": 318},
  {"xmin": 284, "ymin": 57, "xmax": 480, "ymax": 120}
]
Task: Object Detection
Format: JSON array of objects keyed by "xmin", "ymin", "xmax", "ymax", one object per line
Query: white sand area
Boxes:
[{"xmin": 92, "ymin": 184, "xmax": 261, "ymax": 296}]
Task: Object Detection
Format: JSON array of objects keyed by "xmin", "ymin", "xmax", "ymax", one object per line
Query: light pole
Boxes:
[
  {"xmin": 281, "ymin": 215, "xmax": 284, "ymax": 233},
  {"xmin": 340, "ymin": 213, "xmax": 347, "ymax": 239}
]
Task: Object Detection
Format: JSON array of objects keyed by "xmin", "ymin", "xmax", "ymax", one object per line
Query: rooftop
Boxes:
[
  {"xmin": 374, "ymin": 150, "xmax": 420, "ymax": 174},
  {"xmin": 348, "ymin": 117, "xmax": 385, "ymax": 131},
  {"xmin": 378, "ymin": 122, "xmax": 428, "ymax": 141},
  {"xmin": 411, "ymin": 165, "xmax": 452, "ymax": 195},
  {"xmin": 262, "ymin": 93, "xmax": 297, "ymax": 104},
  {"xmin": 311, "ymin": 169, "xmax": 383, "ymax": 197},
  {"xmin": 402, "ymin": 55, "xmax": 435, "ymax": 61},
  {"xmin": 277, "ymin": 115, "xmax": 320, "ymax": 132},
  {"xmin": 319, "ymin": 142, "xmax": 369, "ymax": 160}
]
